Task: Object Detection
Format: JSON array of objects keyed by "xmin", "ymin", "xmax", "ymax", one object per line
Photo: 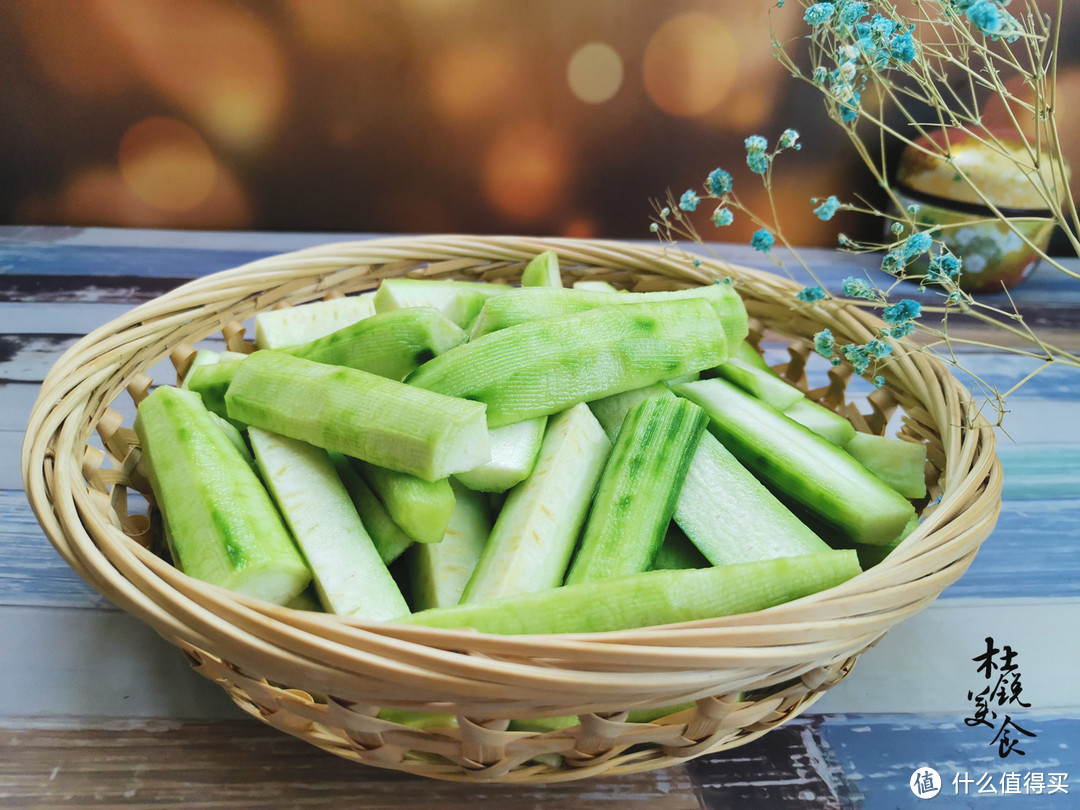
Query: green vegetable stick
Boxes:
[
  {"xmin": 399, "ymin": 550, "xmax": 862, "ymax": 634},
  {"xmin": 460, "ymin": 403, "xmax": 611, "ymax": 604},
  {"xmin": 409, "ymin": 298, "xmax": 730, "ymax": 428},
  {"xmin": 673, "ymin": 378, "xmax": 916, "ymax": 545},
  {"xmin": 590, "ymin": 386, "xmax": 830, "ymax": 566},
  {"xmin": 565, "ymin": 396, "xmax": 707, "ymax": 584},
  {"xmin": 354, "ymin": 461, "xmax": 456, "ymax": 545},
  {"xmin": 225, "ymin": 351, "xmax": 490, "ymax": 481},
  {"xmin": 673, "ymin": 431, "xmax": 832, "ymax": 565},
  {"xmin": 374, "ymin": 278, "xmax": 510, "ymax": 329},
  {"xmin": 249, "ymin": 427, "xmax": 409, "ymax": 620},
  {"xmin": 588, "ymin": 384, "xmax": 672, "ymax": 443},
  {"xmin": 409, "ymin": 482, "xmax": 492, "ymax": 610},
  {"xmin": 469, "ymin": 281, "xmax": 748, "ymax": 348},
  {"xmin": 330, "ymin": 453, "xmax": 414, "ymax": 565},
  {"xmin": 285, "ymin": 307, "xmax": 467, "ymax": 380},
  {"xmin": 453, "ymin": 417, "xmax": 548, "ymax": 493},
  {"xmin": 844, "ymin": 432, "xmax": 928, "ymax": 499},
  {"xmin": 134, "ymin": 386, "xmax": 311, "ymax": 605},
  {"xmin": 520, "ymin": 250, "xmax": 562, "ymax": 288},
  {"xmin": 255, "ymin": 294, "xmax": 376, "ymax": 350}
]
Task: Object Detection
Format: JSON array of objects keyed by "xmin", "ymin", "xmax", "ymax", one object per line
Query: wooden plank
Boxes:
[
  {"xmin": 4, "ymin": 490, "xmax": 1079, "ymax": 611},
  {"xmin": 0, "ymin": 274, "xmax": 190, "ymax": 305},
  {"xmin": 0, "ymin": 490, "xmax": 114, "ymax": 610},
  {"xmin": 0, "ymin": 333, "xmax": 226, "ymax": 384},
  {"xmin": 973, "ymin": 398, "xmax": 1080, "ymax": 444},
  {"xmin": 0, "ymin": 433, "xmax": 22, "ymax": 489},
  {"xmin": 1, "ymin": 598, "xmax": 1076, "ymax": 725},
  {"xmin": 0, "ymin": 224, "xmax": 365, "ymax": 252},
  {"xmin": 814, "ymin": 598, "xmax": 1080, "ymax": 715},
  {"xmin": 949, "ymin": 353, "xmax": 1080, "ymax": 402},
  {"xmin": 0, "ymin": 606, "xmax": 241, "ymax": 721},
  {"xmin": 0, "ymin": 335, "xmax": 77, "ymax": 382},
  {"xmin": 999, "ymin": 445, "xmax": 1080, "ymax": 500},
  {"xmin": 0, "ymin": 720, "xmax": 699, "ymax": 808},
  {"xmin": 0, "ymin": 710, "xmax": 1073, "ymax": 808},
  {"xmin": 817, "ymin": 714, "xmax": 1079, "ymax": 805},
  {"xmin": 3, "ymin": 383, "xmax": 54, "ymax": 431},
  {"xmin": 0, "ymin": 304, "xmax": 135, "ymax": 334},
  {"xmin": 0, "ymin": 244, "xmax": 272, "ymax": 279},
  {"xmin": 690, "ymin": 712, "xmax": 1077, "ymax": 808},
  {"xmin": 1, "ymin": 229, "xmax": 1078, "ymax": 307},
  {"xmin": 937, "ymin": 501, "xmax": 1080, "ymax": 599},
  {"xmin": 686, "ymin": 718, "xmax": 854, "ymax": 809},
  {"xmin": 3, "ymin": 228, "xmax": 1077, "ymax": 809}
]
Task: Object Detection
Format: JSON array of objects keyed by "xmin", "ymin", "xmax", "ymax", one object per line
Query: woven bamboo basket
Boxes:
[{"xmin": 23, "ymin": 235, "xmax": 1001, "ymax": 782}]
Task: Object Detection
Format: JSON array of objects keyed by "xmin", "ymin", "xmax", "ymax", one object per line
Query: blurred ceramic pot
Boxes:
[{"xmin": 893, "ymin": 128, "xmax": 1069, "ymax": 292}]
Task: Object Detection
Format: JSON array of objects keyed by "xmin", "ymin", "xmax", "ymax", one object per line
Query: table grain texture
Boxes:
[{"xmin": 2, "ymin": 227, "xmax": 1077, "ymax": 808}]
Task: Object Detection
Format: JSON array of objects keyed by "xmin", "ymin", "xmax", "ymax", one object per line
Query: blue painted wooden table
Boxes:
[{"xmin": 2, "ymin": 226, "xmax": 1077, "ymax": 807}]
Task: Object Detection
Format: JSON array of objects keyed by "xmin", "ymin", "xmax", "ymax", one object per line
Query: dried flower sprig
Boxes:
[{"xmin": 653, "ymin": 0, "xmax": 1079, "ymax": 426}]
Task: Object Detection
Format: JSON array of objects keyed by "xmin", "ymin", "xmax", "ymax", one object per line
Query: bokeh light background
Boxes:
[{"xmin": 2, "ymin": 0, "xmax": 1079, "ymax": 245}]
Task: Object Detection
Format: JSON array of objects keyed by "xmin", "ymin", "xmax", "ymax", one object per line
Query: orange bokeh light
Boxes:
[
  {"xmin": 725, "ymin": 161, "xmax": 850, "ymax": 247},
  {"xmin": 58, "ymin": 167, "xmax": 140, "ymax": 225},
  {"xmin": 38, "ymin": 156, "xmax": 251, "ymax": 230},
  {"xmin": 430, "ymin": 42, "xmax": 520, "ymax": 122},
  {"xmin": 561, "ymin": 216, "xmax": 599, "ymax": 239},
  {"xmin": 287, "ymin": 0, "xmax": 371, "ymax": 53},
  {"xmin": 711, "ymin": 85, "xmax": 774, "ymax": 131},
  {"xmin": 90, "ymin": 0, "xmax": 287, "ymax": 151},
  {"xmin": 567, "ymin": 42, "xmax": 624, "ymax": 105},
  {"xmin": 983, "ymin": 68, "xmax": 1080, "ymax": 203},
  {"xmin": 482, "ymin": 120, "xmax": 569, "ymax": 223},
  {"xmin": 18, "ymin": 1, "xmax": 135, "ymax": 96},
  {"xmin": 643, "ymin": 13, "xmax": 738, "ymax": 118},
  {"xmin": 118, "ymin": 117, "xmax": 218, "ymax": 212}
]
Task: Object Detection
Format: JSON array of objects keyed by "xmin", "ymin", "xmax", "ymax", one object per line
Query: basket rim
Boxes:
[{"xmin": 21, "ymin": 234, "xmax": 1002, "ymax": 714}]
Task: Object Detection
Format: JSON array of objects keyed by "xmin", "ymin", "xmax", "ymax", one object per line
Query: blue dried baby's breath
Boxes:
[
  {"xmin": 797, "ymin": 285, "xmax": 827, "ymax": 302},
  {"xmin": 883, "ymin": 298, "xmax": 922, "ymax": 325},
  {"xmin": 841, "ymin": 343, "xmax": 872, "ymax": 374},
  {"xmin": 751, "ymin": 228, "xmax": 775, "ymax": 252},
  {"xmin": 928, "ymin": 250, "xmax": 963, "ymax": 282},
  {"xmin": 965, "ymin": 0, "xmax": 1005, "ymax": 35},
  {"xmin": 679, "ymin": 190, "xmax": 700, "ymax": 212},
  {"xmin": 813, "ymin": 195, "xmax": 840, "ymax": 221},
  {"xmin": 865, "ymin": 338, "xmax": 893, "ymax": 358},
  {"xmin": 902, "ymin": 231, "xmax": 932, "ymax": 259},
  {"xmin": 705, "ymin": 168, "xmax": 733, "ymax": 196},
  {"xmin": 804, "ymin": 2, "xmax": 836, "ymax": 26},
  {"xmin": 890, "ymin": 30, "xmax": 916, "ymax": 62},
  {"xmin": 814, "ymin": 328, "xmax": 835, "ymax": 358},
  {"xmin": 884, "ymin": 321, "xmax": 916, "ymax": 339},
  {"xmin": 712, "ymin": 206, "xmax": 734, "ymax": 227},
  {"xmin": 841, "ymin": 276, "xmax": 874, "ymax": 299},
  {"xmin": 744, "ymin": 135, "xmax": 770, "ymax": 175},
  {"xmin": 745, "ymin": 135, "xmax": 768, "ymax": 153},
  {"xmin": 840, "ymin": 1, "xmax": 869, "ymax": 26}
]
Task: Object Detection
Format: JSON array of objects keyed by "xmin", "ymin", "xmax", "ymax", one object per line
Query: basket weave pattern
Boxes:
[{"xmin": 22, "ymin": 236, "xmax": 1001, "ymax": 782}]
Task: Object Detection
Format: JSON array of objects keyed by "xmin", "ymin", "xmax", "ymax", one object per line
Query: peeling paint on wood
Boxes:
[
  {"xmin": 687, "ymin": 719, "xmax": 856, "ymax": 809},
  {"xmin": 0, "ymin": 721, "xmax": 699, "ymax": 809}
]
